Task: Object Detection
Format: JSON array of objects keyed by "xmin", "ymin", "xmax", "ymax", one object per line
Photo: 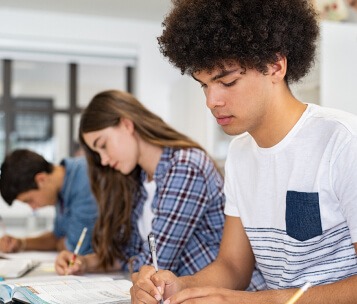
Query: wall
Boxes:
[{"xmin": 320, "ymin": 21, "xmax": 357, "ymax": 114}]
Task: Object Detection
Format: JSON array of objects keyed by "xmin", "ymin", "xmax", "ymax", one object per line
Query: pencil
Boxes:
[
  {"xmin": 69, "ymin": 227, "xmax": 87, "ymax": 267},
  {"xmin": 285, "ymin": 282, "xmax": 312, "ymax": 304}
]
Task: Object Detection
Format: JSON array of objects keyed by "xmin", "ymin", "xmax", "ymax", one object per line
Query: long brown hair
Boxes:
[{"xmin": 79, "ymin": 90, "xmax": 206, "ymax": 270}]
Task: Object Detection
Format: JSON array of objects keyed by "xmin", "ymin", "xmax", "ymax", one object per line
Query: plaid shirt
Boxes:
[{"xmin": 122, "ymin": 147, "xmax": 225, "ymax": 276}]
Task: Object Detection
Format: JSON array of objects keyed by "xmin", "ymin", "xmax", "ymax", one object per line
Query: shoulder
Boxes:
[
  {"xmin": 156, "ymin": 147, "xmax": 221, "ymax": 183},
  {"xmin": 61, "ymin": 157, "xmax": 91, "ymax": 193},
  {"xmin": 307, "ymin": 103, "xmax": 357, "ymax": 136},
  {"xmin": 62, "ymin": 157, "xmax": 88, "ymax": 173},
  {"xmin": 171, "ymin": 148, "xmax": 215, "ymax": 173}
]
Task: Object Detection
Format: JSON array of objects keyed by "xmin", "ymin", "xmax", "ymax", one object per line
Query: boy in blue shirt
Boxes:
[{"xmin": 0, "ymin": 149, "xmax": 97, "ymax": 255}]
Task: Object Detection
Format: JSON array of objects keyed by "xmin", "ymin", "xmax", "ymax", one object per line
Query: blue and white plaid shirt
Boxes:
[{"xmin": 122, "ymin": 147, "xmax": 225, "ymax": 276}]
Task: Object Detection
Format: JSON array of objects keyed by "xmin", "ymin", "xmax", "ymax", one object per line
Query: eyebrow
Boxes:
[{"xmin": 192, "ymin": 68, "xmax": 240, "ymax": 83}]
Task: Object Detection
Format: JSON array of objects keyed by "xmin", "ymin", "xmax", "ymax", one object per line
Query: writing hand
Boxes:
[
  {"xmin": 131, "ymin": 265, "xmax": 183, "ymax": 304},
  {"xmin": 131, "ymin": 265, "xmax": 162, "ymax": 304},
  {"xmin": 55, "ymin": 250, "xmax": 86, "ymax": 275}
]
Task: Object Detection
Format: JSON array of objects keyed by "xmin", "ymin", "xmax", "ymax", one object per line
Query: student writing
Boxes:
[
  {"xmin": 131, "ymin": 0, "xmax": 357, "ymax": 303},
  {"xmin": 55, "ymin": 89, "xmax": 229, "ymax": 278},
  {"xmin": 0, "ymin": 150, "xmax": 98, "ymax": 254}
]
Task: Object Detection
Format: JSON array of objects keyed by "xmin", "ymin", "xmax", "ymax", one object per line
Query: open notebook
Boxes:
[
  {"xmin": 0, "ymin": 259, "xmax": 40, "ymax": 279},
  {"xmin": 0, "ymin": 276, "xmax": 132, "ymax": 304}
]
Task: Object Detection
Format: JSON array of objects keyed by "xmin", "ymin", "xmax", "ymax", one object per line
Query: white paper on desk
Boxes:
[
  {"xmin": 11, "ymin": 277, "xmax": 132, "ymax": 304},
  {"xmin": 0, "ymin": 259, "xmax": 40, "ymax": 279}
]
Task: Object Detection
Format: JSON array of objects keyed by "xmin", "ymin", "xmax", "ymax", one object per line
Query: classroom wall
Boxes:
[{"xmin": 320, "ymin": 21, "xmax": 357, "ymax": 114}]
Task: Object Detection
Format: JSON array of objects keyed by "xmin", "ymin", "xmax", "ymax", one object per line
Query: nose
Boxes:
[
  {"xmin": 99, "ymin": 152, "xmax": 110, "ymax": 166},
  {"xmin": 205, "ymin": 87, "xmax": 223, "ymax": 110}
]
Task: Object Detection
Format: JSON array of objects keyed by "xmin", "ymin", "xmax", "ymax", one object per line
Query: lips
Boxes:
[{"xmin": 215, "ymin": 115, "xmax": 233, "ymax": 126}]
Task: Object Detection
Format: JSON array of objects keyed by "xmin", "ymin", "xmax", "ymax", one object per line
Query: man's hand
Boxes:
[{"xmin": 131, "ymin": 265, "xmax": 183, "ymax": 304}]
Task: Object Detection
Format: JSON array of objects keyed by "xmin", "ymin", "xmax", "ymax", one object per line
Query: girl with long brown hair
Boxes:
[{"xmin": 55, "ymin": 89, "xmax": 225, "ymax": 276}]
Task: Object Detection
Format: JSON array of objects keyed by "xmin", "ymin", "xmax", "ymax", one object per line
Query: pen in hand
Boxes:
[
  {"xmin": 69, "ymin": 227, "xmax": 87, "ymax": 268},
  {"xmin": 148, "ymin": 233, "xmax": 159, "ymax": 271},
  {"xmin": 148, "ymin": 233, "xmax": 163, "ymax": 304}
]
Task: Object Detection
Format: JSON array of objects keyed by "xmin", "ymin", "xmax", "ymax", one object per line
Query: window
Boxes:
[{"xmin": 0, "ymin": 59, "xmax": 134, "ymax": 163}]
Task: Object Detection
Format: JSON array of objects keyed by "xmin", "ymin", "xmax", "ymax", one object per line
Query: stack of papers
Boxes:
[{"xmin": 0, "ymin": 258, "xmax": 40, "ymax": 279}]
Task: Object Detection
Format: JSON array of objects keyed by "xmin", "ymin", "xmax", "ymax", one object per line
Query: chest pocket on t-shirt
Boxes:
[{"xmin": 285, "ymin": 190, "xmax": 322, "ymax": 241}]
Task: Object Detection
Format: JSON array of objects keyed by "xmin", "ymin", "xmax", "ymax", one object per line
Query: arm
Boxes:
[
  {"xmin": 0, "ymin": 232, "xmax": 62, "ymax": 252},
  {"xmin": 23, "ymin": 231, "xmax": 63, "ymax": 251}
]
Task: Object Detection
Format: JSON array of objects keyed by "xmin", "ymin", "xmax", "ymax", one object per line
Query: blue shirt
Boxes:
[
  {"xmin": 123, "ymin": 147, "xmax": 225, "ymax": 276},
  {"xmin": 53, "ymin": 157, "xmax": 98, "ymax": 255}
]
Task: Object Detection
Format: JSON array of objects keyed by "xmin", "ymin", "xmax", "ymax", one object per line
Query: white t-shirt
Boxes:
[
  {"xmin": 225, "ymin": 103, "xmax": 357, "ymax": 289},
  {"xmin": 137, "ymin": 179, "xmax": 156, "ymax": 241}
]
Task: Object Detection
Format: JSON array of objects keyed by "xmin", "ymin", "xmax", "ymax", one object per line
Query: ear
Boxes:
[
  {"xmin": 120, "ymin": 117, "xmax": 135, "ymax": 134},
  {"xmin": 269, "ymin": 55, "xmax": 287, "ymax": 84},
  {"xmin": 34, "ymin": 172, "xmax": 48, "ymax": 188}
]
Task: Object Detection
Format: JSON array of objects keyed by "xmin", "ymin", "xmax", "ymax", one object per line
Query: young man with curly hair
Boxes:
[{"xmin": 131, "ymin": 0, "xmax": 357, "ymax": 303}]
